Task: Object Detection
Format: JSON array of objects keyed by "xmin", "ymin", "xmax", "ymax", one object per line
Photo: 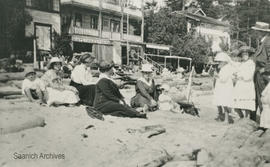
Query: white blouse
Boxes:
[{"xmin": 71, "ymin": 64, "xmax": 95, "ymax": 85}]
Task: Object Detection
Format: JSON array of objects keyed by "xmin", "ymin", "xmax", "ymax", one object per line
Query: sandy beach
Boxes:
[{"xmin": 0, "ymin": 76, "xmax": 233, "ymax": 167}]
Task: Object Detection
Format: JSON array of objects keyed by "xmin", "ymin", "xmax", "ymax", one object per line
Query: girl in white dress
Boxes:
[
  {"xmin": 213, "ymin": 52, "xmax": 235, "ymax": 123},
  {"xmin": 233, "ymin": 46, "xmax": 256, "ymax": 119}
]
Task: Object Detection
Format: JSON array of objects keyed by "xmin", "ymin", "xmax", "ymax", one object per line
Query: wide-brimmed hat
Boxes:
[
  {"xmin": 47, "ymin": 57, "xmax": 62, "ymax": 69},
  {"xmin": 251, "ymin": 22, "xmax": 270, "ymax": 32},
  {"xmin": 80, "ymin": 52, "xmax": 95, "ymax": 63},
  {"xmin": 214, "ymin": 52, "xmax": 231, "ymax": 62},
  {"xmin": 24, "ymin": 67, "xmax": 36, "ymax": 77},
  {"xmin": 237, "ymin": 46, "xmax": 255, "ymax": 57},
  {"xmin": 99, "ymin": 61, "xmax": 114, "ymax": 71},
  {"xmin": 141, "ymin": 64, "xmax": 153, "ymax": 73}
]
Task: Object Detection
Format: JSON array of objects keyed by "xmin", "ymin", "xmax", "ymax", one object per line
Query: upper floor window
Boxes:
[
  {"xmin": 111, "ymin": 20, "xmax": 120, "ymax": 33},
  {"xmin": 90, "ymin": 15, "xmax": 98, "ymax": 29},
  {"xmin": 52, "ymin": 0, "xmax": 60, "ymax": 12},
  {"xmin": 102, "ymin": 18, "xmax": 110, "ymax": 31},
  {"xmin": 25, "ymin": 0, "xmax": 60, "ymax": 12},
  {"xmin": 75, "ymin": 13, "xmax": 82, "ymax": 27},
  {"xmin": 26, "ymin": 0, "xmax": 32, "ymax": 6}
]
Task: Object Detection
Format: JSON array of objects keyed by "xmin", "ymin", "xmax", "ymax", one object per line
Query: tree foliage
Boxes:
[
  {"xmin": 51, "ymin": 32, "xmax": 73, "ymax": 61},
  {"xmin": 144, "ymin": 5, "xmax": 212, "ymax": 65},
  {"xmin": 0, "ymin": 0, "xmax": 32, "ymax": 58}
]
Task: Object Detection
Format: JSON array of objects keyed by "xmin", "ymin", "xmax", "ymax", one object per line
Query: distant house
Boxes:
[
  {"xmin": 176, "ymin": 9, "xmax": 231, "ymax": 52},
  {"xmin": 61, "ymin": 0, "xmax": 144, "ymax": 65},
  {"xmin": 24, "ymin": 0, "xmax": 61, "ymax": 68}
]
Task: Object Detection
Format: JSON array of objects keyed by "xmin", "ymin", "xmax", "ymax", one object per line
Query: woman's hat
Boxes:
[
  {"xmin": 141, "ymin": 64, "xmax": 153, "ymax": 73},
  {"xmin": 99, "ymin": 60, "xmax": 114, "ymax": 71},
  {"xmin": 214, "ymin": 52, "xmax": 231, "ymax": 62},
  {"xmin": 237, "ymin": 46, "xmax": 255, "ymax": 57},
  {"xmin": 47, "ymin": 57, "xmax": 62, "ymax": 69},
  {"xmin": 80, "ymin": 52, "xmax": 95, "ymax": 63},
  {"xmin": 252, "ymin": 22, "xmax": 270, "ymax": 32}
]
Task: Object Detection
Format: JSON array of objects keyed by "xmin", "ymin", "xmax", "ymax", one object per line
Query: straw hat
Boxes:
[
  {"xmin": 47, "ymin": 57, "xmax": 62, "ymax": 69},
  {"xmin": 237, "ymin": 46, "xmax": 255, "ymax": 57},
  {"xmin": 141, "ymin": 64, "xmax": 153, "ymax": 73},
  {"xmin": 251, "ymin": 22, "xmax": 270, "ymax": 32},
  {"xmin": 214, "ymin": 52, "xmax": 231, "ymax": 62},
  {"xmin": 24, "ymin": 67, "xmax": 36, "ymax": 77}
]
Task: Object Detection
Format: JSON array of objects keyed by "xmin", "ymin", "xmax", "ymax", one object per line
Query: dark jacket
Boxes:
[
  {"xmin": 254, "ymin": 35, "xmax": 270, "ymax": 111},
  {"xmin": 94, "ymin": 78, "xmax": 124, "ymax": 108}
]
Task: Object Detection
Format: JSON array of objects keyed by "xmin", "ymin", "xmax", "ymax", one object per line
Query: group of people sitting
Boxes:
[{"xmin": 22, "ymin": 53, "xmax": 166, "ymax": 119}]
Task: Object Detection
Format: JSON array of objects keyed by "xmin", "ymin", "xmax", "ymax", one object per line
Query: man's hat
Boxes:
[{"xmin": 251, "ymin": 22, "xmax": 270, "ymax": 32}]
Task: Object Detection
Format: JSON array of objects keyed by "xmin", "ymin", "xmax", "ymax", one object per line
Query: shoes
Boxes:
[{"xmin": 86, "ymin": 106, "xmax": 104, "ymax": 121}]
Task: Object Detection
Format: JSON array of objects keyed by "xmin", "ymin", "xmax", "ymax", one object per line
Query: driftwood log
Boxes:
[
  {"xmin": 0, "ymin": 90, "xmax": 21, "ymax": 98},
  {"xmin": 0, "ymin": 113, "xmax": 46, "ymax": 134}
]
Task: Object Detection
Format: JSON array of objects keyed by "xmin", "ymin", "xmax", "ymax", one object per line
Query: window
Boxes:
[
  {"xmin": 102, "ymin": 18, "xmax": 110, "ymax": 31},
  {"xmin": 111, "ymin": 20, "xmax": 120, "ymax": 33},
  {"xmin": 75, "ymin": 13, "xmax": 82, "ymax": 27},
  {"xmin": 82, "ymin": 15, "xmax": 91, "ymax": 29},
  {"xmin": 26, "ymin": 0, "xmax": 32, "ymax": 6},
  {"xmin": 90, "ymin": 15, "xmax": 98, "ymax": 29},
  {"xmin": 25, "ymin": 0, "xmax": 59, "ymax": 12},
  {"xmin": 52, "ymin": 0, "xmax": 60, "ymax": 12}
]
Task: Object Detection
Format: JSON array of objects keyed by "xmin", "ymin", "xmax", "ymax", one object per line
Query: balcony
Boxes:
[
  {"xmin": 61, "ymin": 0, "xmax": 100, "ymax": 9},
  {"xmin": 123, "ymin": 8, "xmax": 142, "ymax": 18},
  {"xmin": 73, "ymin": 27, "xmax": 99, "ymax": 37},
  {"xmin": 61, "ymin": 0, "xmax": 142, "ymax": 18},
  {"xmin": 101, "ymin": 31, "xmax": 111, "ymax": 39},
  {"xmin": 111, "ymin": 32, "xmax": 121, "ymax": 40},
  {"xmin": 123, "ymin": 34, "xmax": 142, "ymax": 43},
  {"xmin": 102, "ymin": 2, "xmax": 121, "ymax": 13}
]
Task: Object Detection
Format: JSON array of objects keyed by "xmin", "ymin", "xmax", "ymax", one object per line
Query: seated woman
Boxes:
[
  {"xmin": 93, "ymin": 61, "xmax": 146, "ymax": 118},
  {"xmin": 130, "ymin": 64, "xmax": 158, "ymax": 112},
  {"xmin": 41, "ymin": 57, "xmax": 79, "ymax": 106},
  {"xmin": 70, "ymin": 53, "xmax": 96, "ymax": 106}
]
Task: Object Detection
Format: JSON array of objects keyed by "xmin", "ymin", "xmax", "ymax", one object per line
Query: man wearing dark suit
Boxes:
[{"xmin": 252, "ymin": 22, "xmax": 270, "ymax": 121}]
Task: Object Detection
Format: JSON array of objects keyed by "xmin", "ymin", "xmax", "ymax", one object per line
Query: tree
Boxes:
[
  {"xmin": 51, "ymin": 32, "xmax": 73, "ymax": 61},
  {"xmin": 0, "ymin": 0, "xmax": 32, "ymax": 58},
  {"xmin": 165, "ymin": 0, "xmax": 183, "ymax": 11}
]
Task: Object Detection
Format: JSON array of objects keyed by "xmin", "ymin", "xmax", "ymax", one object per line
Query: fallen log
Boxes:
[
  {"xmin": 141, "ymin": 150, "xmax": 173, "ymax": 167},
  {"xmin": 0, "ymin": 113, "xmax": 46, "ymax": 134},
  {"xmin": 3, "ymin": 95, "xmax": 24, "ymax": 99},
  {"xmin": 0, "ymin": 90, "xmax": 21, "ymax": 98}
]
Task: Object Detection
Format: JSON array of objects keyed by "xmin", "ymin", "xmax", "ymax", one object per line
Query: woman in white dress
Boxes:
[
  {"xmin": 233, "ymin": 46, "xmax": 256, "ymax": 119},
  {"xmin": 213, "ymin": 52, "xmax": 234, "ymax": 123},
  {"xmin": 41, "ymin": 57, "xmax": 79, "ymax": 106}
]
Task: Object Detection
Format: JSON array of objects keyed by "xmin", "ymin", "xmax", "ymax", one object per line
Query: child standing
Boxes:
[
  {"xmin": 233, "ymin": 46, "xmax": 256, "ymax": 120},
  {"xmin": 213, "ymin": 52, "xmax": 234, "ymax": 124}
]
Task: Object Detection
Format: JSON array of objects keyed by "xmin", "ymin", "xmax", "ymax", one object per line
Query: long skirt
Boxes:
[
  {"xmin": 95, "ymin": 101, "xmax": 146, "ymax": 118},
  {"xmin": 70, "ymin": 80, "xmax": 96, "ymax": 106},
  {"xmin": 46, "ymin": 87, "xmax": 79, "ymax": 105}
]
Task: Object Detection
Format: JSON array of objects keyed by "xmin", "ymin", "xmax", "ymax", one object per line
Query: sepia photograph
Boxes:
[{"xmin": 0, "ymin": 0, "xmax": 270, "ymax": 166}]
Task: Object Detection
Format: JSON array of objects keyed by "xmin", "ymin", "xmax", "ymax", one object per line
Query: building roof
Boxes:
[
  {"xmin": 173, "ymin": 11, "xmax": 230, "ymax": 27},
  {"xmin": 145, "ymin": 43, "xmax": 171, "ymax": 51}
]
